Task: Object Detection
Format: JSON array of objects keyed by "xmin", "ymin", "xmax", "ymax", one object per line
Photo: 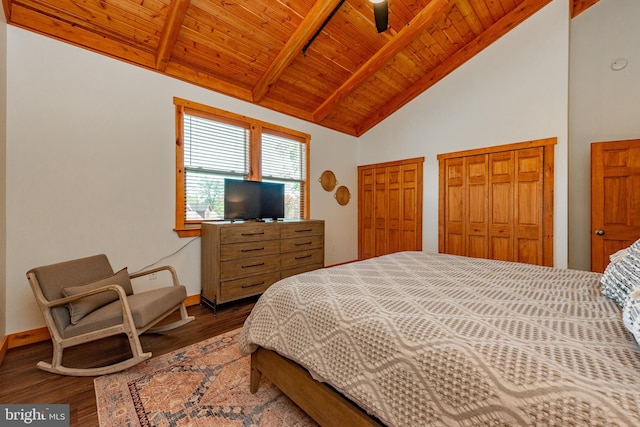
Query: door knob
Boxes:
[{"xmin": 595, "ymin": 229, "xmax": 605, "ymax": 235}]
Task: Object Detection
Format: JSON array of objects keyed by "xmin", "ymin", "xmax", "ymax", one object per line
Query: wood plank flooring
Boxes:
[{"xmin": 0, "ymin": 298, "xmax": 257, "ymax": 426}]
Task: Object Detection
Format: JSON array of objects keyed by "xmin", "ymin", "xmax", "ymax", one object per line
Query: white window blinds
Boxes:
[
  {"xmin": 183, "ymin": 114, "xmax": 249, "ymax": 221},
  {"xmin": 261, "ymin": 133, "xmax": 306, "ymax": 219}
]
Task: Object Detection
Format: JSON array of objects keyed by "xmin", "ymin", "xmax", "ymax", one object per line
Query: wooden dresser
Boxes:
[{"xmin": 201, "ymin": 219, "xmax": 324, "ymax": 308}]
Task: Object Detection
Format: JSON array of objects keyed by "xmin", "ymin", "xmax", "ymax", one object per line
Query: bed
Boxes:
[{"xmin": 239, "ymin": 250, "xmax": 640, "ymax": 426}]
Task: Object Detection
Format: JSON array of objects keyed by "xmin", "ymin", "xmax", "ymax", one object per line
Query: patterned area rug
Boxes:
[{"xmin": 94, "ymin": 328, "xmax": 316, "ymax": 426}]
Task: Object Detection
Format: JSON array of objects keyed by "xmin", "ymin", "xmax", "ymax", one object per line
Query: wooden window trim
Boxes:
[{"xmin": 174, "ymin": 97, "xmax": 311, "ymax": 237}]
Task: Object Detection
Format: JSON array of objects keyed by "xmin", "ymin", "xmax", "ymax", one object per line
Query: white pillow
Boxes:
[
  {"xmin": 623, "ymin": 288, "xmax": 640, "ymax": 345},
  {"xmin": 610, "ymin": 248, "xmax": 629, "ymax": 263}
]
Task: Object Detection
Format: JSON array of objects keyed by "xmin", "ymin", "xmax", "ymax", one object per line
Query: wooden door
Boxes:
[
  {"xmin": 438, "ymin": 138, "xmax": 555, "ymax": 267},
  {"xmin": 591, "ymin": 139, "xmax": 640, "ymax": 272},
  {"xmin": 374, "ymin": 167, "xmax": 388, "ymax": 257},
  {"xmin": 488, "ymin": 151, "xmax": 514, "ymax": 261},
  {"xmin": 514, "ymin": 147, "xmax": 544, "ymax": 265},
  {"xmin": 358, "ymin": 168, "xmax": 375, "ymax": 260},
  {"xmin": 358, "ymin": 158, "xmax": 424, "ymax": 260},
  {"xmin": 400, "ymin": 163, "xmax": 422, "ymax": 251},
  {"xmin": 443, "ymin": 157, "xmax": 465, "ymax": 255}
]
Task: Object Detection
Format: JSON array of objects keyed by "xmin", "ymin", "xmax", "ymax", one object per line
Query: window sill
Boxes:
[{"xmin": 174, "ymin": 226, "xmax": 202, "ymax": 238}]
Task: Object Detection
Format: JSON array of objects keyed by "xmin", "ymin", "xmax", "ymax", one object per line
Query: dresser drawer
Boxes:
[
  {"xmin": 280, "ymin": 248, "xmax": 324, "ymax": 270},
  {"xmin": 280, "ymin": 221, "xmax": 324, "ymax": 239},
  {"xmin": 220, "ymin": 240, "xmax": 280, "ymax": 261},
  {"xmin": 220, "ymin": 254, "xmax": 280, "ymax": 280},
  {"xmin": 221, "ymin": 223, "xmax": 280, "ymax": 244},
  {"xmin": 220, "ymin": 272, "xmax": 281, "ymax": 301},
  {"xmin": 280, "ymin": 235, "xmax": 324, "ymax": 253}
]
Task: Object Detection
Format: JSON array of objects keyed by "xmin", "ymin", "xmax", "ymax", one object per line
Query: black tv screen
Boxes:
[{"xmin": 224, "ymin": 179, "xmax": 284, "ymax": 220}]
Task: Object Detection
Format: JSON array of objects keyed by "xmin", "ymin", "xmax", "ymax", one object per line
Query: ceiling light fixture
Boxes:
[{"xmin": 370, "ymin": 0, "xmax": 389, "ymax": 33}]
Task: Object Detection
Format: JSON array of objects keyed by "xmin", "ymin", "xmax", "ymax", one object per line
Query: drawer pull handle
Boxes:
[
  {"xmin": 295, "ymin": 241, "xmax": 312, "ymax": 246},
  {"xmin": 242, "ymin": 262, "xmax": 265, "ymax": 268},
  {"xmin": 241, "ymin": 231, "xmax": 265, "ymax": 236},
  {"xmin": 295, "ymin": 229, "xmax": 312, "ymax": 233},
  {"xmin": 241, "ymin": 247, "xmax": 265, "ymax": 252},
  {"xmin": 295, "ymin": 254, "xmax": 312, "ymax": 260},
  {"xmin": 242, "ymin": 281, "xmax": 265, "ymax": 289}
]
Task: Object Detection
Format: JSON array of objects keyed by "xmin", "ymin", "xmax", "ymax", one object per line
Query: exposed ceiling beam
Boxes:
[
  {"xmin": 156, "ymin": 0, "xmax": 191, "ymax": 71},
  {"xmin": 354, "ymin": 0, "xmax": 553, "ymax": 135},
  {"xmin": 252, "ymin": 0, "xmax": 345, "ymax": 103},
  {"xmin": 312, "ymin": 0, "xmax": 457, "ymax": 123}
]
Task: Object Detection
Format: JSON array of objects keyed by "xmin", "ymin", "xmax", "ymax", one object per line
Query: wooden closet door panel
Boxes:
[
  {"xmin": 445, "ymin": 158, "xmax": 466, "ymax": 255},
  {"xmin": 387, "ymin": 166, "xmax": 402, "ymax": 253},
  {"xmin": 358, "ymin": 168, "xmax": 375, "ymax": 260},
  {"xmin": 374, "ymin": 168, "xmax": 388, "ymax": 257},
  {"xmin": 514, "ymin": 147, "xmax": 544, "ymax": 265},
  {"xmin": 466, "ymin": 155, "xmax": 489, "ymax": 259},
  {"xmin": 489, "ymin": 152, "xmax": 514, "ymax": 261},
  {"xmin": 401, "ymin": 163, "xmax": 422, "ymax": 251}
]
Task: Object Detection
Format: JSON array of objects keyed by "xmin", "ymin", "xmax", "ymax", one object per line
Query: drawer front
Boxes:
[
  {"xmin": 221, "ymin": 254, "xmax": 281, "ymax": 280},
  {"xmin": 220, "ymin": 272, "xmax": 281, "ymax": 302},
  {"xmin": 281, "ymin": 262, "xmax": 323, "ymax": 280},
  {"xmin": 221, "ymin": 223, "xmax": 279, "ymax": 244},
  {"xmin": 280, "ymin": 248, "xmax": 324, "ymax": 270},
  {"xmin": 221, "ymin": 240, "xmax": 280, "ymax": 261},
  {"xmin": 280, "ymin": 235, "xmax": 324, "ymax": 253},
  {"xmin": 280, "ymin": 221, "xmax": 324, "ymax": 239}
]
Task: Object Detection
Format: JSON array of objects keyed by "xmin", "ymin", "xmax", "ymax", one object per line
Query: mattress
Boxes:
[{"xmin": 239, "ymin": 251, "xmax": 640, "ymax": 426}]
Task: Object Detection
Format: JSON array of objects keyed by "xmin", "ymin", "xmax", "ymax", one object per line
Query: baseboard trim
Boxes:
[
  {"xmin": 4, "ymin": 294, "xmax": 203, "ymax": 350},
  {"xmin": 0, "ymin": 335, "xmax": 8, "ymax": 367}
]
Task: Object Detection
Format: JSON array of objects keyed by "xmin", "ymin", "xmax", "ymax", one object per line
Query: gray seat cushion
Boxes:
[{"xmin": 63, "ymin": 285, "xmax": 187, "ymax": 338}]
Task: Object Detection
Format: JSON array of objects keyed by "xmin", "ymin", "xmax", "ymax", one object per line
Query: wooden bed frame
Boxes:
[{"xmin": 250, "ymin": 347, "xmax": 383, "ymax": 426}]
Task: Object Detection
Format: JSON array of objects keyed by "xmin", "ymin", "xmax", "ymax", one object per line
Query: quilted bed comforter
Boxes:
[{"xmin": 239, "ymin": 251, "xmax": 640, "ymax": 426}]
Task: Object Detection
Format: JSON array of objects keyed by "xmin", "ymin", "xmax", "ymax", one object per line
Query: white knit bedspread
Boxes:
[{"xmin": 239, "ymin": 251, "xmax": 640, "ymax": 426}]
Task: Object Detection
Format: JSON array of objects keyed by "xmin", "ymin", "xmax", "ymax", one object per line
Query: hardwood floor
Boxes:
[{"xmin": 0, "ymin": 298, "xmax": 257, "ymax": 426}]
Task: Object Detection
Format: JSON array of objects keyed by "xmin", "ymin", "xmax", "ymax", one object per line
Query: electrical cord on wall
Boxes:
[{"xmin": 131, "ymin": 236, "xmax": 200, "ymax": 274}]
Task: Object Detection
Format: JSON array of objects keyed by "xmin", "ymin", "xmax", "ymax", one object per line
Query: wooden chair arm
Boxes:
[
  {"xmin": 44, "ymin": 284, "xmax": 129, "ymax": 308},
  {"xmin": 129, "ymin": 265, "xmax": 180, "ymax": 286}
]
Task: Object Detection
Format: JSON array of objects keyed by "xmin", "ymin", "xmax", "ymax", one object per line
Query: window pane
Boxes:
[
  {"xmin": 184, "ymin": 115, "xmax": 249, "ymax": 174},
  {"xmin": 264, "ymin": 179, "xmax": 301, "ymax": 219},
  {"xmin": 262, "ymin": 133, "xmax": 305, "ymax": 180},
  {"xmin": 185, "ymin": 171, "xmax": 228, "ymax": 221}
]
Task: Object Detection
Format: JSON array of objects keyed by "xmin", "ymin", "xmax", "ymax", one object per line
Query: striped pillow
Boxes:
[{"xmin": 601, "ymin": 240, "xmax": 640, "ymax": 307}]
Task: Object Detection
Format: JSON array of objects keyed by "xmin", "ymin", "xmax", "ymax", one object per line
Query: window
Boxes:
[{"xmin": 174, "ymin": 98, "xmax": 310, "ymax": 237}]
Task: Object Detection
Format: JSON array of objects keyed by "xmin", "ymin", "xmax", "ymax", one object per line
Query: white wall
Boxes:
[
  {"xmin": 5, "ymin": 29, "xmax": 358, "ymax": 334},
  {"xmin": 569, "ymin": 0, "xmax": 640, "ymax": 270},
  {"xmin": 1, "ymin": 5, "xmax": 8, "ymax": 339},
  {"xmin": 357, "ymin": 0, "xmax": 570, "ymax": 267}
]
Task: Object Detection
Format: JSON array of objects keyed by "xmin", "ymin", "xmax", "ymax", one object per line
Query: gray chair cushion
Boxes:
[
  {"xmin": 28, "ymin": 254, "xmax": 115, "ymax": 332},
  {"xmin": 63, "ymin": 285, "xmax": 188, "ymax": 338},
  {"xmin": 62, "ymin": 268, "xmax": 133, "ymax": 324}
]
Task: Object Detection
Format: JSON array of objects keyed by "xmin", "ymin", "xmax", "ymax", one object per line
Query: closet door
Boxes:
[
  {"xmin": 358, "ymin": 158, "xmax": 424, "ymax": 260},
  {"xmin": 489, "ymin": 151, "xmax": 514, "ymax": 261},
  {"xmin": 400, "ymin": 163, "xmax": 421, "ymax": 252},
  {"xmin": 466, "ymin": 155, "xmax": 489, "ymax": 259},
  {"xmin": 438, "ymin": 138, "xmax": 554, "ymax": 267},
  {"xmin": 359, "ymin": 167, "xmax": 375, "ymax": 259},
  {"xmin": 514, "ymin": 147, "xmax": 544, "ymax": 265}
]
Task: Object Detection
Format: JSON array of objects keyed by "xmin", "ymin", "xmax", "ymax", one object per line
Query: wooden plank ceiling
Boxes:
[{"xmin": 3, "ymin": 0, "xmax": 595, "ymax": 136}]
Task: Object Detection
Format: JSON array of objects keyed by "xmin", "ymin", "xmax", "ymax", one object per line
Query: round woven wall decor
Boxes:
[
  {"xmin": 334, "ymin": 185, "xmax": 351, "ymax": 206},
  {"xmin": 319, "ymin": 170, "xmax": 337, "ymax": 191}
]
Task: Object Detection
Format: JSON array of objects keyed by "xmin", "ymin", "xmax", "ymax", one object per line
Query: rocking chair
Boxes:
[{"xmin": 26, "ymin": 254, "xmax": 195, "ymax": 376}]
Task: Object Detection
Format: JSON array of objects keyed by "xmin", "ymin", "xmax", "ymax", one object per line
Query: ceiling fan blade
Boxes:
[{"xmin": 373, "ymin": 1, "xmax": 388, "ymax": 33}]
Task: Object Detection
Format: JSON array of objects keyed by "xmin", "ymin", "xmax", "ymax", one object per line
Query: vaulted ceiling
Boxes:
[{"xmin": 3, "ymin": 0, "xmax": 598, "ymax": 136}]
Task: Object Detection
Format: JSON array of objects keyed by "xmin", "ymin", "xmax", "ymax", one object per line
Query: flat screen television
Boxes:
[{"xmin": 224, "ymin": 179, "xmax": 285, "ymax": 221}]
